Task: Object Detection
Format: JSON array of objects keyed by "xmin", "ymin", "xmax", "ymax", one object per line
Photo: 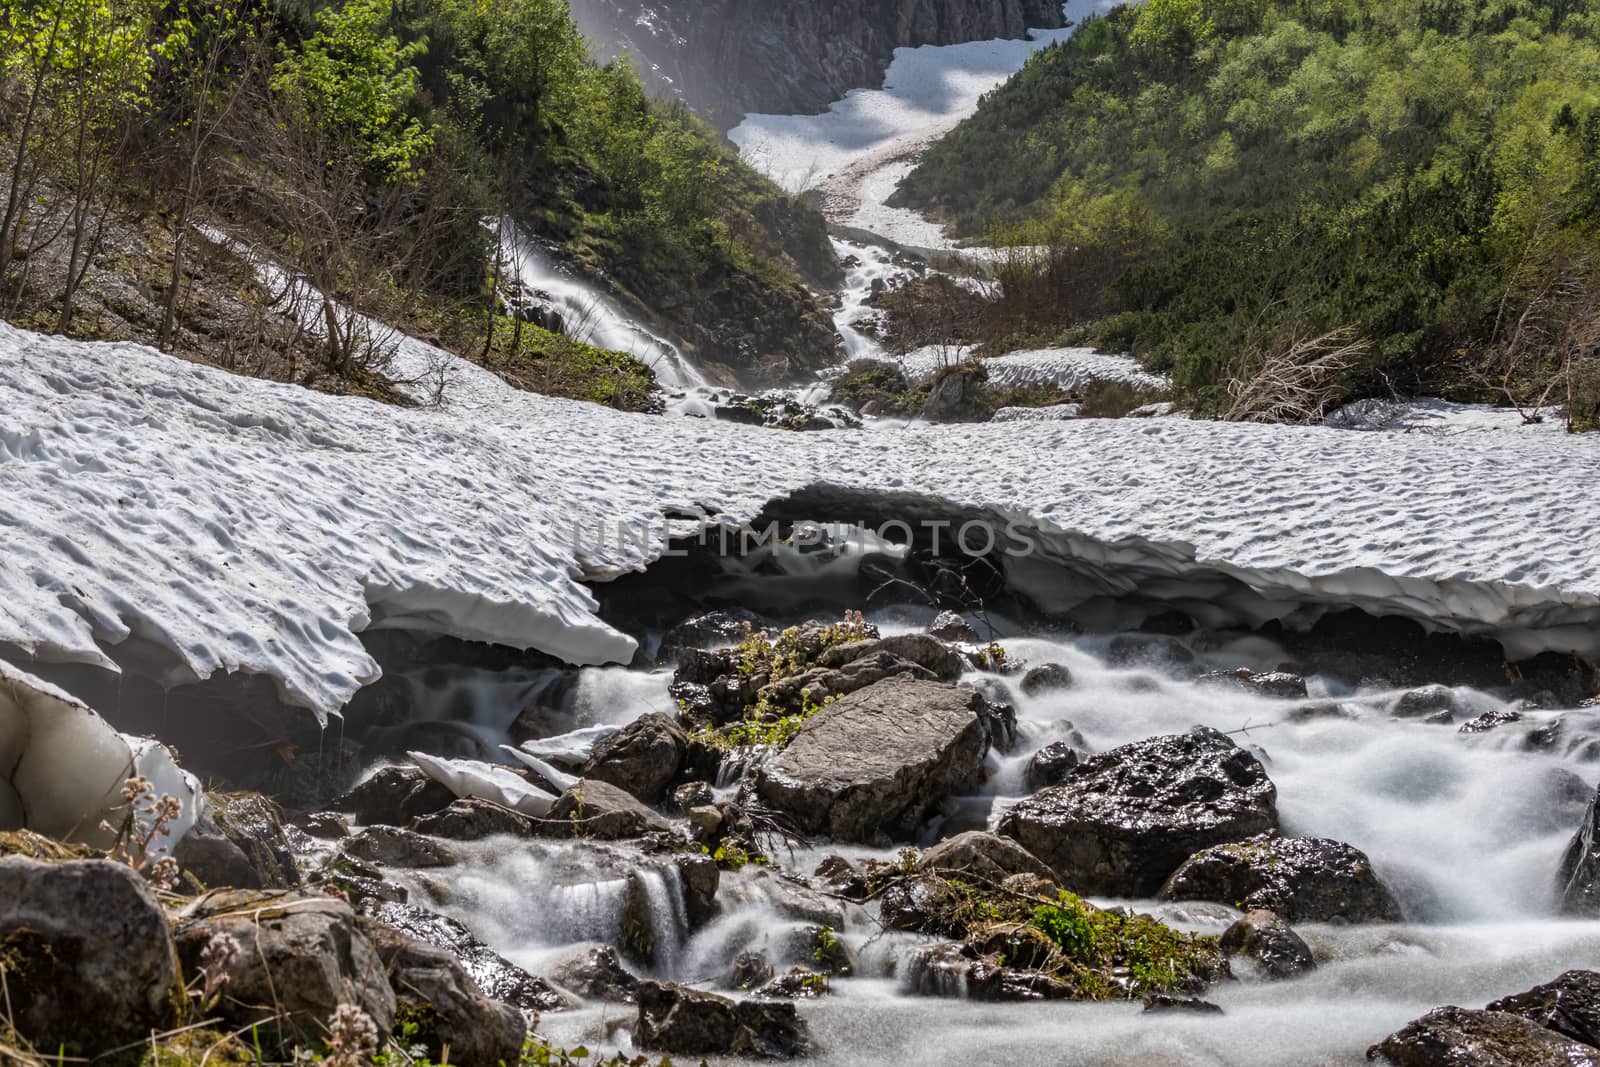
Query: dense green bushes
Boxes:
[{"xmin": 898, "ymin": 0, "xmax": 1600, "ymax": 423}]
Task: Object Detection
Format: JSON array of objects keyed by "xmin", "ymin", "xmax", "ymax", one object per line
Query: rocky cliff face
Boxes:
[{"xmin": 569, "ymin": 0, "xmax": 1069, "ymax": 130}]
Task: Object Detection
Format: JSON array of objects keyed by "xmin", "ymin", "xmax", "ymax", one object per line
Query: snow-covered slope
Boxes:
[
  {"xmin": 893, "ymin": 346, "xmax": 1171, "ymax": 393},
  {"xmin": 2, "ymin": 322, "xmax": 1597, "ymax": 719},
  {"xmin": 731, "ymin": 4, "xmax": 1116, "ymax": 246}
]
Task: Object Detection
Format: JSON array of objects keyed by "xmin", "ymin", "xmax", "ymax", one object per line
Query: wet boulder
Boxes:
[
  {"xmin": 172, "ymin": 889, "xmax": 395, "ymax": 1052},
  {"xmin": 1485, "ymin": 970, "xmax": 1600, "ymax": 1048},
  {"xmin": 343, "ymin": 825, "xmax": 455, "ymax": 868},
  {"xmin": 552, "ymin": 945, "xmax": 641, "ymax": 1003},
  {"xmin": 1023, "ymin": 740, "xmax": 1081, "ymax": 792},
  {"xmin": 928, "ymin": 611, "xmax": 980, "ymax": 643},
  {"xmin": 1461, "ymin": 709, "xmax": 1523, "ymax": 734},
  {"xmin": 660, "ymin": 608, "xmax": 769, "ymax": 655},
  {"xmin": 920, "ymin": 831, "xmax": 1059, "ymax": 887},
  {"xmin": 547, "ymin": 779, "xmax": 676, "ymax": 840},
  {"xmin": 675, "ymin": 850, "xmax": 722, "ymax": 928},
  {"xmin": 1020, "ymin": 663, "xmax": 1074, "ymax": 697},
  {"xmin": 1159, "ymin": 833, "xmax": 1402, "ymax": 923},
  {"xmin": 755, "ymin": 677, "xmax": 990, "ymax": 843},
  {"xmin": 816, "ymin": 633, "xmax": 964, "ymax": 681},
  {"xmin": 582, "ymin": 713, "xmax": 689, "ymax": 804},
  {"xmin": 409, "ymin": 798, "xmax": 537, "ymax": 840},
  {"xmin": 634, "ymin": 980, "xmax": 810, "ymax": 1059},
  {"xmin": 1219, "ymin": 909, "xmax": 1315, "ymax": 979},
  {"xmin": 999, "ymin": 727, "xmax": 1278, "ymax": 895},
  {"xmin": 904, "ymin": 943, "xmax": 1075, "ymax": 1002},
  {"xmin": 1367, "ymin": 1006, "xmax": 1600, "ymax": 1066},
  {"xmin": 1391, "ymin": 684, "xmax": 1464, "ymax": 719},
  {"xmin": 175, "ymin": 791, "xmax": 301, "ymax": 890},
  {"xmin": 361, "ymin": 920, "xmax": 527, "ymax": 1063},
  {"xmin": 363, "ymin": 901, "xmax": 570, "ymax": 1014},
  {"xmin": 335, "ymin": 766, "xmax": 455, "ymax": 827},
  {"xmin": 1559, "ymin": 784, "xmax": 1600, "ymax": 915},
  {"xmin": 1200, "ymin": 668, "xmax": 1309, "ymax": 699},
  {"xmin": 0, "ymin": 858, "xmax": 181, "ymax": 1055}
]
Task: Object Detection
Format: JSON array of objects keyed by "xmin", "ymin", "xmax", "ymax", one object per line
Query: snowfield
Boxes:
[
  {"xmin": 892, "ymin": 346, "xmax": 1171, "ymax": 393},
  {"xmin": 2, "ymin": 321, "xmax": 1598, "ymax": 719},
  {"xmin": 730, "ymin": 2, "xmax": 1119, "ymax": 247}
]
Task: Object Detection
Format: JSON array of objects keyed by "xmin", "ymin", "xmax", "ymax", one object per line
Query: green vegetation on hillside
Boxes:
[
  {"xmin": 897, "ymin": 0, "xmax": 1600, "ymax": 425},
  {"xmin": 0, "ymin": 0, "xmax": 836, "ymax": 403}
]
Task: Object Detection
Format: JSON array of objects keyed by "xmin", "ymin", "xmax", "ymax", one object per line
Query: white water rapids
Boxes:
[{"xmin": 385, "ymin": 614, "xmax": 1600, "ymax": 1065}]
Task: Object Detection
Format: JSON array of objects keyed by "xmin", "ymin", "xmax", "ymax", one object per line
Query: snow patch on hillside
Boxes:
[
  {"xmin": 2, "ymin": 322, "xmax": 1598, "ymax": 719},
  {"xmin": 893, "ymin": 346, "xmax": 1171, "ymax": 393}
]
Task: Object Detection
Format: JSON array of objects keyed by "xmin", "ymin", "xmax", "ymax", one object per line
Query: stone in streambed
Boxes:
[
  {"xmin": 1487, "ymin": 970, "xmax": 1600, "ymax": 1048},
  {"xmin": 999, "ymin": 727, "xmax": 1278, "ymax": 896},
  {"xmin": 1367, "ymin": 1006, "xmax": 1600, "ymax": 1066},
  {"xmin": 634, "ymin": 980, "xmax": 810, "ymax": 1059},
  {"xmin": 1219, "ymin": 909, "xmax": 1315, "ymax": 980},
  {"xmin": 1160, "ymin": 833, "xmax": 1402, "ymax": 923},
  {"xmin": 755, "ymin": 676, "xmax": 990, "ymax": 844}
]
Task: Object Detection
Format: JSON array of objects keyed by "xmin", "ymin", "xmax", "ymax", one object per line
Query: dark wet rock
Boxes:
[
  {"xmin": 1559, "ymin": 784, "xmax": 1600, "ymax": 915},
  {"xmin": 674, "ymin": 780, "xmax": 716, "ymax": 810},
  {"xmin": 344, "ymin": 825, "xmax": 455, "ymax": 868},
  {"xmin": 742, "ymin": 869, "xmax": 847, "ymax": 930},
  {"xmin": 583, "ymin": 712, "xmax": 689, "ymax": 804},
  {"xmin": 817, "ymin": 633, "xmax": 964, "ymax": 681},
  {"xmin": 928, "ymin": 611, "xmax": 980, "ymax": 643},
  {"xmin": 634, "ymin": 980, "xmax": 810, "ymax": 1058},
  {"xmin": 687, "ymin": 804, "xmax": 724, "ymax": 839},
  {"xmin": 365, "ymin": 901, "xmax": 570, "ymax": 1014},
  {"xmin": 757, "ymin": 967, "xmax": 832, "ymax": 999},
  {"xmin": 1144, "ymin": 994, "xmax": 1224, "ymax": 1014},
  {"xmin": 879, "ymin": 873, "xmax": 964, "ymax": 936},
  {"xmin": 1020, "ymin": 663, "xmax": 1074, "ymax": 697},
  {"xmin": 173, "ymin": 889, "xmax": 395, "ymax": 1051},
  {"xmin": 755, "ymin": 677, "xmax": 990, "ymax": 843},
  {"xmin": 1526, "ymin": 717, "xmax": 1566, "ymax": 751},
  {"xmin": 905, "ymin": 943, "xmax": 1075, "ymax": 1001},
  {"xmin": 675, "ymin": 851, "xmax": 722, "ymax": 928},
  {"xmin": 0, "ymin": 858, "xmax": 180, "ymax": 1055},
  {"xmin": 175, "ymin": 791, "xmax": 301, "ymax": 890},
  {"xmin": 553, "ymin": 945, "xmax": 641, "ymax": 1003},
  {"xmin": 1461, "ymin": 709, "xmax": 1524, "ymax": 734},
  {"xmin": 335, "ymin": 765, "xmax": 455, "ymax": 827},
  {"xmin": 1366, "ymin": 1006, "xmax": 1600, "ymax": 1066},
  {"xmin": 758, "ymin": 653, "xmax": 938, "ymax": 713},
  {"xmin": 1424, "ymin": 709, "xmax": 1459, "ymax": 726},
  {"xmin": 409, "ymin": 798, "xmax": 536, "ymax": 841},
  {"xmin": 1024, "ymin": 740, "xmax": 1081, "ymax": 792},
  {"xmin": 976, "ymin": 692, "xmax": 1019, "ymax": 752},
  {"xmin": 1392, "ymin": 684, "xmax": 1464, "ymax": 719},
  {"xmin": 1107, "ymin": 634, "xmax": 1196, "ymax": 668},
  {"xmin": 814, "ymin": 854, "xmax": 870, "ymax": 900},
  {"xmin": 1485, "ymin": 969, "xmax": 1600, "ymax": 1048},
  {"xmin": 361, "ymin": 919, "xmax": 527, "ymax": 1063},
  {"xmin": 297, "ymin": 811, "xmax": 351, "ymax": 839},
  {"xmin": 999, "ymin": 727, "xmax": 1279, "ymax": 895},
  {"xmin": 547, "ymin": 779, "xmax": 676, "ymax": 840},
  {"xmin": 661, "ymin": 608, "xmax": 769, "ymax": 655},
  {"xmin": 1201, "ymin": 668, "xmax": 1309, "ymax": 699},
  {"xmin": 1219, "ymin": 909, "xmax": 1315, "ymax": 979},
  {"xmin": 1160, "ymin": 833, "xmax": 1402, "ymax": 923},
  {"xmin": 920, "ymin": 831, "xmax": 1058, "ymax": 886},
  {"xmin": 730, "ymin": 950, "xmax": 775, "ymax": 990}
]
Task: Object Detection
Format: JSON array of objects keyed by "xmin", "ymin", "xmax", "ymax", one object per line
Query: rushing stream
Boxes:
[{"xmin": 371, "ymin": 608, "xmax": 1600, "ymax": 1066}]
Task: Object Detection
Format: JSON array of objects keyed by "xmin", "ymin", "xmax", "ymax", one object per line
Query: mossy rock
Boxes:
[{"xmin": 0, "ymin": 830, "xmax": 96, "ymax": 862}]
